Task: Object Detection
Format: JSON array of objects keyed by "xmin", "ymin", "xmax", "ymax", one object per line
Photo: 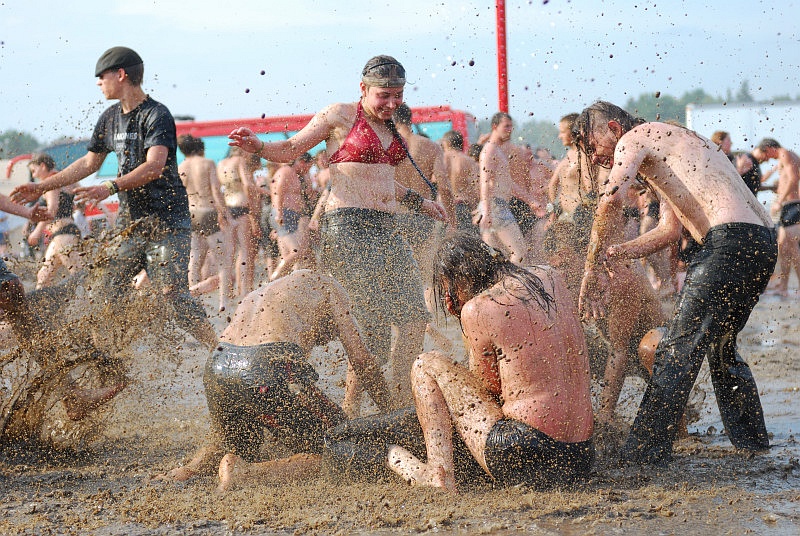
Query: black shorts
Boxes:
[
  {"xmin": 204, "ymin": 342, "xmax": 345, "ymax": 461},
  {"xmin": 509, "ymin": 197, "xmax": 536, "ymax": 235},
  {"xmin": 190, "ymin": 210, "xmax": 220, "ymax": 236},
  {"xmin": 51, "ymin": 222, "xmax": 82, "ymax": 239},
  {"xmin": 0, "ymin": 257, "xmax": 18, "ymax": 285},
  {"xmin": 779, "ymin": 201, "xmax": 800, "ymax": 227},
  {"xmin": 484, "ymin": 419, "xmax": 594, "ymax": 487},
  {"xmin": 229, "ymin": 206, "xmax": 250, "ymax": 219},
  {"xmin": 271, "ymin": 207, "xmax": 302, "ymax": 237}
]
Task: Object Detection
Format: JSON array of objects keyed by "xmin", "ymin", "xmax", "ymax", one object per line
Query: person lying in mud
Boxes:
[
  {"xmin": 154, "ymin": 269, "xmax": 395, "ymax": 492},
  {"xmin": 386, "ymin": 233, "xmax": 595, "ymax": 491}
]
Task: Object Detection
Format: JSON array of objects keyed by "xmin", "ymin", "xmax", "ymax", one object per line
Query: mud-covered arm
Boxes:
[
  {"xmin": 579, "ymin": 143, "xmax": 645, "ymax": 318},
  {"xmin": 607, "ymin": 198, "xmax": 682, "ymax": 260}
]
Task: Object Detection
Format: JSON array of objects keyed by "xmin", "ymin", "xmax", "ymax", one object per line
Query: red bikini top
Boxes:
[{"xmin": 329, "ymin": 102, "xmax": 407, "ymax": 166}]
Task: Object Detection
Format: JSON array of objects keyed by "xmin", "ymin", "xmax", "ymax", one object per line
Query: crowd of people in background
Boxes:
[{"xmin": 0, "ymin": 47, "xmax": 789, "ymax": 493}]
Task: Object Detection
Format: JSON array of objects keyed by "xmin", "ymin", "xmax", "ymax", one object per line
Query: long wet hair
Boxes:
[
  {"xmin": 571, "ymin": 101, "xmax": 645, "ymax": 156},
  {"xmin": 432, "ymin": 233, "xmax": 554, "ymax": 319}
]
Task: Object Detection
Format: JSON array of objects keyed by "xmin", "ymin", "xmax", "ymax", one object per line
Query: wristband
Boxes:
[
  {"xmin": 103, "ymin": 180, "xmax": 119, "ymax": 195},
  {"xmin": 400, "ymin": 188, "xmax": 424, "ymax": 213},
  {"xmin": 257, "ymin": 139, "xmax": 265, "ymax": 156}
]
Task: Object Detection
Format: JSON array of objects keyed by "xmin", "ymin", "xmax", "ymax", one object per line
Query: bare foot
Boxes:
[
  {"xmin": 387, "ymin": 445, "xmax": 455, "ymax": 491},
  {"xmin": 216, "ymin": 453, "xmax": 249, "ymax": 493},
  {"xmin": 152, "ymin": 466, "xmax": 197, "ymax": 483},
  {"xmin": 63, "ymin": 382, "xmax": 126, "ymax": 421}
]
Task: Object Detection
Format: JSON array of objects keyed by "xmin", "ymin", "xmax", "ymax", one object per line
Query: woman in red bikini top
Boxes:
[
  {"xmin": 229, "ymin": 55, "xmax": 447, "ymax": 412},
  {"xmin": 228, "ymin": 56, "xmax": 445, "ymax": 220}
]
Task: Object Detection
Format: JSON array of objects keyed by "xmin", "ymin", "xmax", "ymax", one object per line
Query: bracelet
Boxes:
[
  {"xmin": 257, "ymin": 139, "xmax": 265, "ymax": 156},
  {"xmin": 102, "ymin": 180, "xmax": 119, "ymax": 195},
  {"xmin": 400, "ymin": 188, "xmax": 424, "ymax": 213}
]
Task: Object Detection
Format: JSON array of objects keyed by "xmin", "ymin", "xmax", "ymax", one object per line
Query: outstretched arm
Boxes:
[
  {"xmin": 229, "ymin": 104, "xmax": 337, "ymax": 163},
  {"xmin": 11, "ymin": 151, "xmax": 106, "ymax": 204},
  {"xmin": 74, "ymin": 146, "xmax": 169, "ymax": 205}
]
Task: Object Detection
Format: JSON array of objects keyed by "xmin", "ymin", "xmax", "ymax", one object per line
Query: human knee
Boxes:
[
  {"xmin": 638, "ymin": 327, "xmax": 665, "ymax": 374},
  {"xmin": 412, "ymin": 351, "xmax": 448, "ymax": 376}
]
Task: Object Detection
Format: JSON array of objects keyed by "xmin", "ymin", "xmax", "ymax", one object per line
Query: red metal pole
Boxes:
[{"xmin": 496, "ymin": 0, "xmax": 509, "ymax": 113}]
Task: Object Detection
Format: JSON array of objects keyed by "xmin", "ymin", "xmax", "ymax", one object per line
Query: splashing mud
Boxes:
[{"xmin": 0, "ymin": 244, "xmax": 798, "ymax": 534}]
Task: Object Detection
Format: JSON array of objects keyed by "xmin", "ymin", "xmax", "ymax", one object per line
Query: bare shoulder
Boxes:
[
  {"xmin": 273, "ymin": 165, "xmax": 292, "ymax": 180},
  {"xmin": 479, "ymin": 142, "xmax": 501, "ymax": 166},
  {"xmin": 319, "ymin": 102, "xmax": 357, "ymax": 128}
]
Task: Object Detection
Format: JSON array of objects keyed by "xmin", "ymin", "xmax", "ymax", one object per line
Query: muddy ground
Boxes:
[{"xmin": 0, "ymin": 274, "xmax": 798, "ymax": 535}]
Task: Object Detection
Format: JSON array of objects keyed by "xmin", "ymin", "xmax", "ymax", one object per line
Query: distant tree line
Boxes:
[
  {"xmin": 4, "ymin": 80, "xmax": 799, "ymax": 161},
  {"xmin": 475, "ymin": 80, "xmax": 800, "ymax": 158}
]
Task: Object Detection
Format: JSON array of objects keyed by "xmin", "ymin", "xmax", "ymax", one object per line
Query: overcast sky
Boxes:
[{"xmin": 1, "ymin": 0, "xmax": 798, "ymax": 143}]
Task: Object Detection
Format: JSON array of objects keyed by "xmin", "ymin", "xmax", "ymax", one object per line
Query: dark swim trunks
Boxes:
[
  {"xmin": 0, "ymin": 257, "xmax": 18, "ymax": 285},
  {"xmin": 509, "ymin": 197, "xmax": 536, "ymax": 235},
  {"xmin": 779, "ymin": 201, "xmax": 800, "ymax": 227},
  {"xmin": 51, "ymin": 223, "xmax": 82, "ymax": 239},
  {"xmin": 484, "ymin": 419, "xmax": 594, "ymax": 487},
  {"xmin": 204, "ymin": 341, "xmax": 346, "ymax": 461},
  {"xmin": 229, "ymin": 206, "xmax": 250, "ymax": 219},
  {"xmin": 271, "ymin": 207, "xmax": 302, "ymax": 237},
  {"xmin": 190, "ymin": 210, "xmax": 220, "ymax": 236}
]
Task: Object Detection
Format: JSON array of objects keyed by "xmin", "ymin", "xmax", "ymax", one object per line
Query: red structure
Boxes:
[
  {"xmin": 175, "ymin": 105, "xmax": 477, "ymax": 149},
  {"xmin": 496, "ymin": 0, "xmax": 509, "ymax": 113}
]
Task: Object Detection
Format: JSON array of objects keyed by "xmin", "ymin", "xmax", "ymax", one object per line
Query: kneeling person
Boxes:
[
  {"xmin": 388, "ymin": 233, "xmax": 594, "ymax": 490},
  {"xmin": 156, "ymin": 270, "xmax": 394, "ymax": 491}
]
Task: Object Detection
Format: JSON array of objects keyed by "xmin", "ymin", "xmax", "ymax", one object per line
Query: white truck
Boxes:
[{"xmin": 686, "ymin": 100, "xmax": 800, "ymax": 208}]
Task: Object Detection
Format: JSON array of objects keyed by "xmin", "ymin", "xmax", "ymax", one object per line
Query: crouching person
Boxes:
[
  {"xmin": 155, "ymin": 269, "xmax": 394, "ymax": 492},
  {"xmin": 387, "ymin": 233, "xmax": 595, "ymax": 490}
]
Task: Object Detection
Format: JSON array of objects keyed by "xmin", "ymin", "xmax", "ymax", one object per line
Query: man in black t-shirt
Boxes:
[{"xmin": 11, "ymin": 46, "xmax": 216, "ymax": 351}]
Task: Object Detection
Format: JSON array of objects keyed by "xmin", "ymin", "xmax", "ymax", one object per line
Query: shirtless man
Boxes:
[
  {"xmin": 441, "ymin": 130, "xmax": 480, "ymax": 234},
  {"xmin": 155, "ymin": 269, "xmax": 394, "ymax": 492},
  {"xmin": 517, "ymin": 144, "xmax": 551, "ymax": 261},
  {"xmin": 269, "ymin": 153, "xmax": 314, "ymax": 281},
  {"xmin": 477, "ymin": 113, "xmax": 528, "ymax": 264},
  {"xmin": 752, "ymin": 138, "xmax": 800, "ymax": 297},
  {"xmin": 178, "ymin": 134, "xmax": 232, "ymax": 311},
  {"xmin": 575, "ymin": 101, "xmax": 776, "ymax": 465},
  {"xmin": 387, "ymin": 233, "xmax": 594, "ymax": 490},
  {"xmin": 548, "ymin": 113, "xmax": 598, "ymax": 241}
]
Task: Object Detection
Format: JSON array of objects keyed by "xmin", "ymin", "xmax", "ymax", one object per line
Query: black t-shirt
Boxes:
[
  {"xmin": 739, "ymin": 153, "xmax": 763, "ymax": 197},
  {"xmin": 87, "ymin": 96, "xmax": 190, "ymax": 230}
]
